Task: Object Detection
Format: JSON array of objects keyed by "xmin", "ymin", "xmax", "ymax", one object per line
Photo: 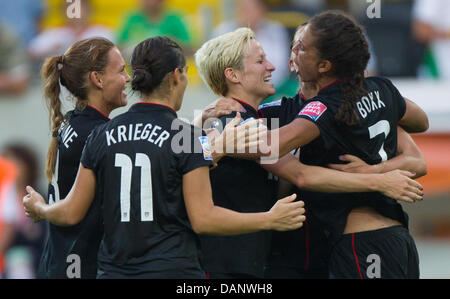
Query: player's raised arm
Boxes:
[
  {"xmin": 23, "ymin": 164, "xmax": 96, "ymax": 226},
  {"xmin": 182, "ymin": 166, "xmax": 306, "ymax": 235}
]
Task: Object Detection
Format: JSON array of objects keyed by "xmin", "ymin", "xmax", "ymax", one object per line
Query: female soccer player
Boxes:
[
  {"xmin": 270, "ymin": 11, "xmax": 428, "ymax": 278},
  {"xmin": 194, "ymin": 27, "xmax": 425, "ymax": 279},
  {"xmin": 38, "ymin": 37, "xmax": 130, "ymax": 279},
  {"xmin": 23, "ymin": 36, "xmax": 306, "ymax": 279}
]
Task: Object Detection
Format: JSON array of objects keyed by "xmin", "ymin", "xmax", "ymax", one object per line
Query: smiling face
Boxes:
[
  {"xmin": 100, "ymin": 47, "xmax": 131, "ymax": 110},
  {"xmin": 292, "ymin": 24, "xmax": 322, "ymax": 83},
  {"xmin": 237, "ymin": 39, "xmax": 276, "ymax": 101}
]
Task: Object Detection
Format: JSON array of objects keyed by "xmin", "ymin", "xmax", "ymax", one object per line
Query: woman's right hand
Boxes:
[
  {"xmin": 23, "ymin": 186, "xmax": 46, "ymax": 223},
  {"xmin": 210, "ymin": 113, "xmax": 268, "ymax": 159},
  {"xmin": 267, "ymin": 194, "xmax": 306, "ymax": 231},
  {"xmin": 376, "ymin": 170, "xmax": 424, "ymax": 203}
]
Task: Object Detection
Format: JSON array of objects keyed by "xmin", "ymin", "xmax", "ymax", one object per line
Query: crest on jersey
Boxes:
[
  {"xmin": 258, "ymin": 99, "xmax": 282, "ymax": 110},
  {"xmin": 298, "ymin": 101, "xmax": 327, "ymax": 122},
  {"xmin": 198, "ymin": 136, "xmax": 213, "ymax": 161}
]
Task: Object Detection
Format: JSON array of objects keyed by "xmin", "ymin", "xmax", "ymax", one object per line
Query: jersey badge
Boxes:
[
  {"xmin": 298, "ymin": 101, "xmax": 327, "ymax": 121},
  {"xmin": 198, "ymin": 136, "xmax": 213, "ymax": 161}
]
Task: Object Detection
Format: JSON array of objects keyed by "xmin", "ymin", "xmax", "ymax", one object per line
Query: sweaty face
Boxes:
[
  {"xmin": 292, "ymin": 24, "xmax": 321, "ymax": 83},
  {"xmin": 238, "ymin": 39, "xmax": 276, "ymax": 100},
  {"xmin": 101, "ymin": 48, "xmax": 131, "ymax": 110}
]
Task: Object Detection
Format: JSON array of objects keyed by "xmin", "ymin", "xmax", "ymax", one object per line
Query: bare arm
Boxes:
[
  {"xmin": 182, "ymin": 166, "xmax": 305, "ymax": 235},
  {"xmin": 329, "ymin": 127, "xmax": 427, "ymax": 178},
  {"xmin": 262, "ymin": 154, "xmax": 423, "ymax": 203},
  {"xmin": 23, "ymin": 164, "xmax": 96, "ymax": 226},
  {"xmin": 399, "ymin": 98, "xmax": 429, "ymax": 133},
  {"xmin": 268, "ymin": 118, "xmax": 320, "ymax": 159}
]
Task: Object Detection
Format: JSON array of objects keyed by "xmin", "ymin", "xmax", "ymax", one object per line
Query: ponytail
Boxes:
[
  {"xmin": 41, "ymin": 55, "xmax": 65, "ymax": 182},
  {"xmin": 40, "ymin": 38, "xmax": 114, "ymax": 182},
  {"xmin": 309, "ymin": 11, "xmax": 371, "ymax": 127},
  {"xmin": 335, "ymin": 72, "xmax": 365, "ymax": 126}
]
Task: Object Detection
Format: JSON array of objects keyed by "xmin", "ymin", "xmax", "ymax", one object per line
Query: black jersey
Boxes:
[
  {"xmin": 296, "ymin": 77, "xmax": 408, "ymax": 245},
  {"xmin": 80, "ymin": 103, "xmax": 213, "ymax": 278},
  {"xmin": 199, "ymin": 99, "xmax": 278, "ymax": 278},
  {"xmin": 259, "ymin": 95, "xmax": 330, "ymax": 276},
  {"xmin": 39, "ymin": 105, "xmax": 109, "ymax": 279}
]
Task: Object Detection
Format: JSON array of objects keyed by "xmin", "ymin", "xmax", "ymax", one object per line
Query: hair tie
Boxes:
[{"xmin": 57, "ymin": 55, "xmax": 64, "ymax": 71}]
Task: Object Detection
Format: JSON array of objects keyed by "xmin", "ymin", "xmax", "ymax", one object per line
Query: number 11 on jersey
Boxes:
[{"xmin": 115, "ymin": 153, "xmax": 153, "ymax": 222}]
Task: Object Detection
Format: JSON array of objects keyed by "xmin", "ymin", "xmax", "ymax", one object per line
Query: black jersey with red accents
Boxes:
[
  {"xmin": 258, "ymin": 93, "xmax": 303, "ymax": 128},
  {"xmin": 259, "ymin": 95, "xmax": 330, "ymax": 277},
  {"xmin": 80, "ymin": 103, "xmax": 213, "ymax": 278},
  {"xmin": 39, "ymin": 105, "xmax": 109, "ymax": 279},
  {"xmin": 296, "ymin": 77, "xmax": 408, "ymax": 244},
  {"xmin": 199, "ymin": 99, "xmax": 278, "ymax": 278}
]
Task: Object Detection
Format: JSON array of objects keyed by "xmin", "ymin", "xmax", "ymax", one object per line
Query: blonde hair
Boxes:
[{"xmin": 195, "ymin": 27, "xmax": 256, "ymax": 96}]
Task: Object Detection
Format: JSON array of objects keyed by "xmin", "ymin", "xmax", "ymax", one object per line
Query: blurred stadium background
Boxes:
[{"xmin": 0, "ymin": 0, "xmax": 449, "ymax": 278}]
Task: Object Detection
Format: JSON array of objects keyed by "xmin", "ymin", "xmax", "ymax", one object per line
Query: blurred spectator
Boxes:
[
  {"xmin": 355, "ymin": 0, "xmax": 425, "ymax": 77},
  {"xmin": 213, "ymin": 0, "xmax": 290, "ymax": 94},
  {"xmin": 28, "ymin": 0, "xmax": 114, "ymax": 60},
  {"xmin": 413, "ymin": 0, "xmax": 450, "ymax": 79},
  {"xmin": 0, "ymin": 0, "xmax": 44, "ymax": 47},
  {"xmin": 117, "ymin": 0, "xmax": 193, "ymax": 59},
  {"xmin": 0, "ymin": 158, "xmax": 19, "ymax": 278},
  {"xmin": 289, "ymin": 0, "xmax": 326, "ymax": 15},
  {"xmin": 1, "ymin": 144, "xmax": 45, "ymax": 279},
  {"xmin": 0, "ymin": 25, "xmax": 30, "ymax": 96}
]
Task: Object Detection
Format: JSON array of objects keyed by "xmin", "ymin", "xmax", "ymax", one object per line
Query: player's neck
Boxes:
[
  {"xmin": 87, "ymin": 93, "xmax": 112, "ymax": 117},
  {"xmin": 140, "ymin": 96, "xmax": 175, "ymax": 110},
  {"xmin": 226, "ymin": 90, "xmax": 262, "ymax": 111}
]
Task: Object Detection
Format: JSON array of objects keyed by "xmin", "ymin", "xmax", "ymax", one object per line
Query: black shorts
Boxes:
[
  {"xmin": 264, "ymin": 265, "xmax": 329, "ymax": 279},
  {"xmin": 329, "ymin": 225, "xmax": 419, "ymax": 279},
  {"xmin": 97, "ymin": 264, "xmax": 206, "ymax": 279}
]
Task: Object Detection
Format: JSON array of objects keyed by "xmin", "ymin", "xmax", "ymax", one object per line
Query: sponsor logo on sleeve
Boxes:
[
  {"xmin": 298, "ymin": 101, "xmax": 327, "ymax": 121},
  {"xmin": 198, "ymin": 136, "xmax": 213, "ymax": 161}
]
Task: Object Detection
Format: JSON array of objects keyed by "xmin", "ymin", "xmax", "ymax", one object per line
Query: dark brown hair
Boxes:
[
  {"xmin": 41, "ymin": 37, "xmax": 114, "ymax": 182},
  {"xmin": 309, "ymin": 11, "xmax": 370, "ymax": 126},
  {"xmin": 131, "ymin": 36, "xmax": 186, "ymax": 96}
]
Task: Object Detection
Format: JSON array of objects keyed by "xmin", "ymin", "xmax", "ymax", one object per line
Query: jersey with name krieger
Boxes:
[{"xmin": 81, "ymin": 103, "xmax": 213, "ymax": 277}]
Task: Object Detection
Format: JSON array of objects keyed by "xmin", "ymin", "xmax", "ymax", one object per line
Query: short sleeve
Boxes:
[
  {"xmin": 377, "ymin": 77, "xmax": 407, "ymax": 120},
  {"xmin": 80, "ymin": 126, "xmax": 106, "ymax": 172},
  {"xmin": 176, "ymin": 125, "xmax": 214, "ymax": 175},
  {"xmin": 296, "ymin": 100, "xmax": 329, "ymax": 124}
]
